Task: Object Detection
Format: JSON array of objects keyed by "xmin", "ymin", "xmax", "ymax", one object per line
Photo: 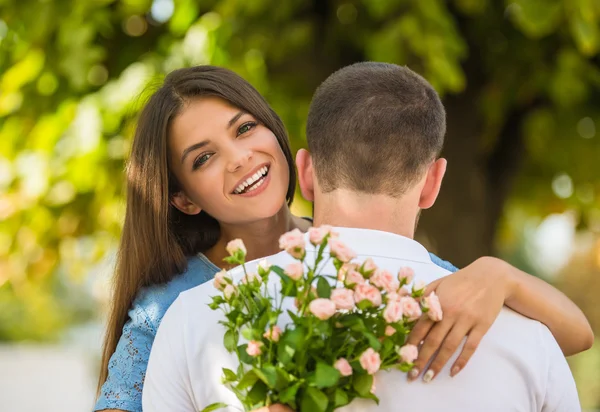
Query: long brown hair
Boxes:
[{"xmin": 97, "ymin": 66, "xmax": 296, "ymax": 392}]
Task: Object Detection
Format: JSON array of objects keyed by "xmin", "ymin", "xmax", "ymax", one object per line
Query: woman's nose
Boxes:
[{"xmin": 226, "ymin": 148, "xmax": 253, "ymax": 173}]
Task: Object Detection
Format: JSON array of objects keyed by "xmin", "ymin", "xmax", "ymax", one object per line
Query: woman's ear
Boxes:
[
  {"xmin": 170, "ymin": 191, "xmax": 202, "ymax": 215},
  {"xmin": 295, "ymin": 148, "xmax": 315, "ymax": 202},
  {"xmin": 419, "ymin": 158, "xmax": 447, "ymax": 209}
]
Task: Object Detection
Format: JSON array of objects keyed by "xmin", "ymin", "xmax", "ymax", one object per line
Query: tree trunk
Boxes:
[{"xmin": 417, "ymin": 92, "xmax": 528, "ymax": 268}]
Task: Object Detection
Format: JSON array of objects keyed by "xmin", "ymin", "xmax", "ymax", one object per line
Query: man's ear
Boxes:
[
  {"xmin": 419, "ymin": 158, "xmax": 447, "ymax": 209},
  {"xmin": 295, "ymin": 148, "xmax": 315, "ymax": 202},
  {"xmin": 170, "ymin": 191, "xmax": 202, "ymax": 215}
]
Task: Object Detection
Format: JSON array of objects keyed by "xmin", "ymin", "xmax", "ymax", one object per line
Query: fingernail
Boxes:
[
  {"xmin": 423, "ymin": 370, "xmax": 435, "ymax": 383},
  {"xmin": 408, "ymin": 368, "xmax": 419, "ymax": 381},
  {"xmin": 451, "ymin": 366, "xmax": 460, "ymax": 377}
]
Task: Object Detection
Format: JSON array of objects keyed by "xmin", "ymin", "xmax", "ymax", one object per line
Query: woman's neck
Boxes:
[{"xmin": 205, "ymin": 206, "xmax": 310, "ymax": 269}]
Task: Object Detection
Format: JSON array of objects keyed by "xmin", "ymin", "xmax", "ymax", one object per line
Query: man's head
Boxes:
[{"xmin": 297, "ymin": 62, "xmax": 448, "ymax": 234}]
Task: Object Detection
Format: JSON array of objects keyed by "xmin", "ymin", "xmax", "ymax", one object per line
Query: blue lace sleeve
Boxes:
[
  {"xmin": 429, "ymin": 252, "xmax": 459, "ymax": 273},
  {"xmin": 94, "ymin": 306, "xmax": 156, "ymax": 412}
]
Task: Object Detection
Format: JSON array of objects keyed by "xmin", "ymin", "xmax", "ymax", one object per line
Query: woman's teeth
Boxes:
[{"xmin": 234, "ymin": 166, "xmax": 269, "ymax": 194}]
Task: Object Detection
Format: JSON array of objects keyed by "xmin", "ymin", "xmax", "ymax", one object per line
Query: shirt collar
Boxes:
[{"xmin": 305, "ymin": 227, "xmax": 433, "ymax": 264}]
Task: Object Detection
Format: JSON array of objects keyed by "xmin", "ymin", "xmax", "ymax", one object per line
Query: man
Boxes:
[{"xmin": 143, "ymin": 62, "xmax": 580, "ymax": 411}]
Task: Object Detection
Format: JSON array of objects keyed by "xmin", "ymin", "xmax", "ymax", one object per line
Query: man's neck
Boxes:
[{"xmin": 313, "ymin": 190, "xmax": 419, "ymax": 239}]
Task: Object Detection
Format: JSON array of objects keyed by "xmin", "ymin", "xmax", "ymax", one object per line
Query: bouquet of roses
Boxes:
[{"xmin": 204, "ymin": 226, "xmax": 443, "ymax": 412}]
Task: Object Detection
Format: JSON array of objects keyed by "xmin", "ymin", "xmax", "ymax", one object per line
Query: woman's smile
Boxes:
[{"xmin": 231, "ymin": 163, "xmax": 271, "ymax": 196}]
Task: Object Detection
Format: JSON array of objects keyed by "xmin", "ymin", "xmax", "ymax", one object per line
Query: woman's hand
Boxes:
[{"xmin": 406, "ymin": 257, "xmax": 512, "ymax": 382}]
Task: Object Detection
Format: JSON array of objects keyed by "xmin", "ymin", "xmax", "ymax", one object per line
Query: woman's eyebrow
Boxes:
[
  {"xmin": 181, "ymin": 140, "xmax": 209, "ymax": 164},
  {"xmin": 227, "ymin": 111, "xmax": 246, "ymax": 128}
]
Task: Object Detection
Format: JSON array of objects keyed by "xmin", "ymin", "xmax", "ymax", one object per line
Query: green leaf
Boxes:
[
  {"xmin": 287, "ymin": 310, "xmax": 301, "ymax": 324},
  {"xmin": 225, "ymin": 309, "xmax": 241, "ymax": 324},
  {"xmin": 237, "ymin": 344, "xmax": 255, "ymax": 364},
  {"xmin": 200, "ymin": 402, "xmax": 228, "ymax": 412},
  {"xmin": 272, "ymin": 266, "xmax": 297, "ymax": 296},
  {"xmin": 223, "ymin": 329, "xmax": 238, "ymax": 352},
  {"xmin": 364, "ymin": 332, "xmax": 382, "ymax": 351},
  {"xmin": 277, "ymin": 343, "xmax": 295, "ymax": 365},
  {"xmin": 236, "ymin": 370, "xmax": 258, "ymax": 391},
  {"xmin": 208, "ymin": 295, "xmax": 225, "ymax": 310},
  {"xmin": 281, "ymin": 326, "xmax": 306, "ymax": 350},
  {"xmin": 279, "ymin": 382, "xmax": 301, "ymax": 405},
  {"xmin": 316, "ymin": 277, "xmax": 331, "ymax": 298},
  {"xmin": 247, "ymin": 380, "xmax": 269, "ymax": 404},
  {"xmin": 352, "ymin": 374, "xmax": 373, "ymax": 396},
  {"xmin": 333, "ymin": 388, "xmax": 349, "ymax": 407},
  {"xmin": 357, "ymin": 299, "xmax": 373, "ymax": 311},
  {"xmin": 222, "ymin": 368, "xmax": 237, "ymax": 383},
  {"xmin": 314, "ymin": 361, "xmax": 340, "ymax": 388},
  {"xmin": 254, "ymin": 365, "xmax": 279, "ymax": 389},
  {"xmin": 241, "ymin": 328, "xmax": 261, "ymax": 341},
  {"xmin": 300, "ymin": 387, "xmax": 329, "ymax": 412}
]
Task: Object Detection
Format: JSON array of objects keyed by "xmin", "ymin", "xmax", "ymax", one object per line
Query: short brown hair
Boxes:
[{"xmin": 306, "ymin": 62, "xmax": 446, "ymax": 196}]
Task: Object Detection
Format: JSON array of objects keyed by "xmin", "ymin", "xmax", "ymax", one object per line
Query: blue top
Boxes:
[{"xmin": 94, "ymin": 252, "xmax": 457, "ymax": 412}]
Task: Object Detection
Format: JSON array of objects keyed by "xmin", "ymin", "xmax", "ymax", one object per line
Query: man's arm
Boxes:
[
  {"xmin": 142, "ymin": 297, "xmax": 196, "ymax": 412},
  {"xmin": 539, "ymin": 323, "xmax": 581, "ymax": 412}
]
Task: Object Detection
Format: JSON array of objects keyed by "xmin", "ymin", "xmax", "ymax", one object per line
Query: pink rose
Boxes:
[
  {"xmin": 398, "ymin": 266, "xmax": 415, "ymax": 285},
  {"xmin": 359, "ymin": 348, "xmax": 381, "ymax": 375},
  {"xmin": 413, "ymin": 279, "xmax": 427, "ymax": 292},
  {"xmin": 257, "ymin": 259, "xmax": 271, "ymax": 277},
  {"xmin": 424, "ymin": 291, "xmax": 443, "ymax": 321},
  {"xmin": 309, "ymin": 298, "xmax": 337, "ymax": 320},
  {"xmin": 354, "ymin": 284, "xmax": 382, "ymax": 307},
  {"xmin": 344, "ymin": 270, "xmax": 365, "ymax": 288},
  {"xmin": 223, "ymin": 284, "xmax": 237, "ymax": 301},
  {"xmin": 385, "ymin": 325, "xmax": 396, "ymax": 336},
  {"xmin": 279, "ymin": 229, "xmax": 306, "ymax": 259},
  {"xmin": 308, "ymin": 225, "xmax": 337, "ymax": 245},
  {"xmin": 386, "ymin": 288, "xmax": 408, "ymax": 302},
  {"xmin": 334, "ymin": 358, "xmax": 353, "ymax": 377},
  {"xmin": 246, "ymin": 340, "xmax": 263, "ymax": 357},
  {"xmin": 330, "ymin": 288, "xmax": 355, "ymax": 310},
  {"xmin": 263, "ymin": 325, "xmax": 282, "ymax": 342},
  {"xmin": 398, "ymin": 344, "xmax": 419, "ymax": 363},
  {"xmin": 370, "ymin": 269, "xmax": 400, "ymax": 293},
  {"xmin": 241, "ymin": 272, "xmax": 261, "ymax": 285},
  {"xmin": 337, "ymin": 262, "xmax": 358, "ymax": 281},
  {"xmin": 383, "ymin": 300, "xmax": 403, "ymax": 323},
  {"xmin": 226, "ymin": 239, "xmax": 246, "ymax": 256},
  {"xmin": 213, "ymin": 269, "xmax": 231, "ymax": 290},
  {"xmin": 400, "ymin": 297, "xmax": 422, "ymax": 321},
  {"xmin": 284, "ymin": 262, "xmax": 304, "ymax": 281},
  {"xmin": 329, "ymin": 239, "xmax": 357, "ymax": 263},
  {"xmin": 360, "ymin": 258, "xmax": 377, "ymax": 278}
]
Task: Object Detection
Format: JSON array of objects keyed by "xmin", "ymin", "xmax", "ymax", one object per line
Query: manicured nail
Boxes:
[
  {"xmin": 408, "ymin": 368, "xmax": 419, "ymax": 381},
  {"xmin": 451, "ymin": 366, "xmax": 461, "ymax": 377},
  {"xmin": 423, "ymin": 369, "xmax": 435, "ymax": 383}
]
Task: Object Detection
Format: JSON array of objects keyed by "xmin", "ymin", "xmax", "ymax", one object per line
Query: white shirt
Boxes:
[{"xmin": 143, "ymin": 227, "xmax": 580, "ymax": 412}]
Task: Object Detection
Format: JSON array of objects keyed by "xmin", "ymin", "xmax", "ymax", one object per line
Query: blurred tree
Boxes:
[{"xmin": 0, "ymin": 0, "xmax": 599, "ymax": 339}]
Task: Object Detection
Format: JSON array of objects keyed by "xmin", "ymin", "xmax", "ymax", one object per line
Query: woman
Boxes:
[{"xmin": 95, "ymin": 65, "xmax": 592, "ymax": 412}]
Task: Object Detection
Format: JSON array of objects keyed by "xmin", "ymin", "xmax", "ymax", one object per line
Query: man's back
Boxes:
[{"xmin": 143, "ymin": 228, "xmax": 579, "ymax": 412}]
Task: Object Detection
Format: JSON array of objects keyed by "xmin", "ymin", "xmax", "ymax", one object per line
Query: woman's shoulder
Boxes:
[{"xmin": 130, "ymin": 254, "xmax": 220, "ymax": 328}]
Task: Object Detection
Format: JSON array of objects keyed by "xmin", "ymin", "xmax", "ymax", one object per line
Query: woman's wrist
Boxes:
[{"xmin": 474, "ymin": 256, "xmax": 519, "ymax": 304}]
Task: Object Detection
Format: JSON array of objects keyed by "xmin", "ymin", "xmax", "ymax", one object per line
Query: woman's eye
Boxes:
[
  {"xmin": 193, "ymin": 153, "xmax": 212, "ymax": 169},
  {"xmin": 237, "ymin": 121, "xmax": 257, "ymax": 136}
]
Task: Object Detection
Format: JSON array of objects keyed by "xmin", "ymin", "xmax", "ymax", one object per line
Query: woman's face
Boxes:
[{"xmin": 168, "ymin": 96, "xmax": 290, "ymax": 225}]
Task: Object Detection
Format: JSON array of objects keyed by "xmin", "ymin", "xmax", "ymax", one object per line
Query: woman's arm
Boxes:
[
  {"xmin": 500, "ymin": 257, "xmax": 594, "ymax": 354},
  {"xmin": 95, "ymin": 307, "xmax": 156, "ymax": 412},
  {"xmin": 406, "ymin": 256, "xmax": 593, "ymax": 382}
]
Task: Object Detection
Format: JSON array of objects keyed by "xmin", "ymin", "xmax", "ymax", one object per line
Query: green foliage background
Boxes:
[{"xmin": 1, "ymin": 0, "xmax": 599, "ymax": 405}]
